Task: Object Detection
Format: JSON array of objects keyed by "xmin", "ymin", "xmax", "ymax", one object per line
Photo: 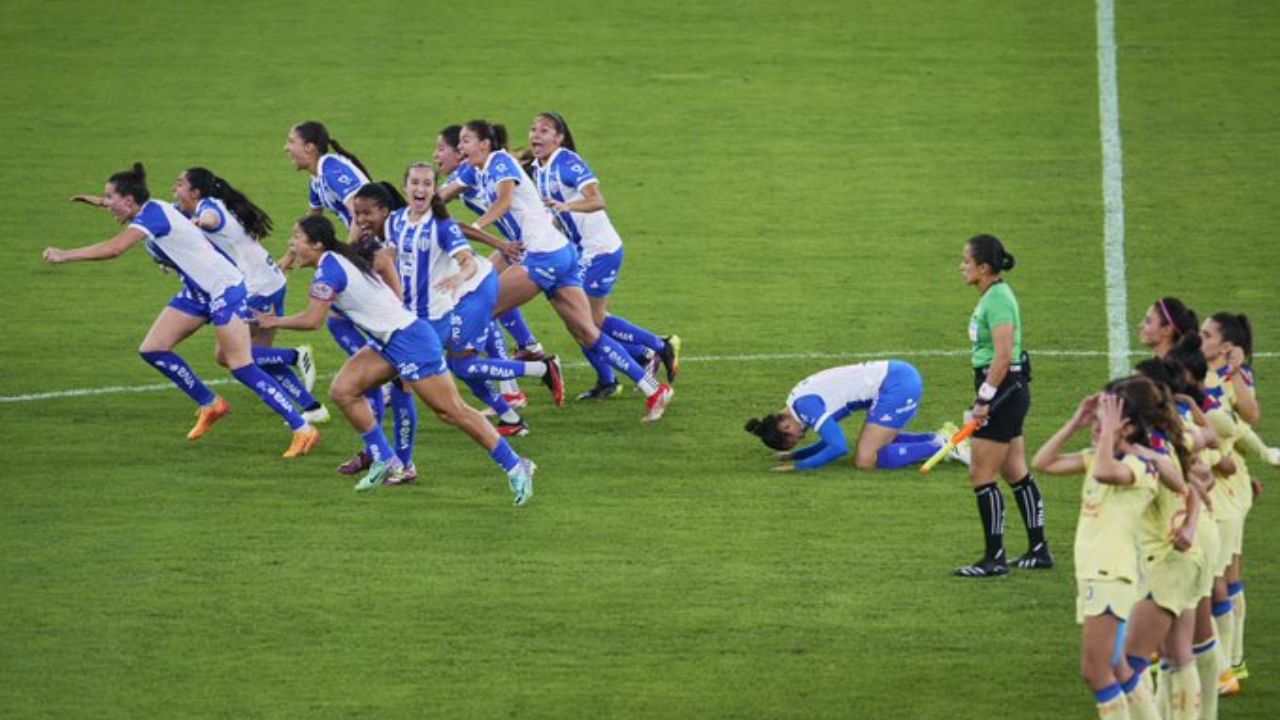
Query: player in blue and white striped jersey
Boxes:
[
  {"xmin": 257, "ymin": 215, "xmax": 536, "ymax": 504},
  {"xmin": 745, "ymin": 360, "xmax": 954, "ymax": 471},
  {"xmin": 391, "ymin": 164, "xmax": 565, "ymax": 438},
  {"xmin": 436, "ymin": 125, "xmax": 541, "ymax": 408},
  {"xmin": 171, "ymin": 167, "xmax": 328, "ymax": 424},
  {"xmin": 528, "ymin": 112, "xmax": 681, "ymax": 400},
  {"xmin": 47, "ymin": 163, "xmax": 320, "ymax": 457},
  {"xmin": 455, "ymin": 120, "xmax": 674, "ymax": 422}
]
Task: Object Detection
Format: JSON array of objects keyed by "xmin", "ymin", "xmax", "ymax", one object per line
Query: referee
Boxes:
[{"xmin": 954, "ymin": 234, "xmax": 1053, "ymax": 577}]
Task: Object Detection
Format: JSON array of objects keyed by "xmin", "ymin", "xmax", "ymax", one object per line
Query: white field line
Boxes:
[
  {"xmin": 1096, "ymin": 0, "xmax": 1131, "ymax": 378},
  {"xmin": 2, "ymin": 348, "xmax": 1275, "ymax": 404}
]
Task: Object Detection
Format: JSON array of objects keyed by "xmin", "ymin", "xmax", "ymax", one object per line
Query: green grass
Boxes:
[{"xmin": 1, "ymin": 1, "xmax": 1278, "ymax": 718}]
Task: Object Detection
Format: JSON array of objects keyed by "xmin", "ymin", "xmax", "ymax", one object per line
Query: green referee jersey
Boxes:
[{"xmin": 969, "ymin": 281, "xmax": 1022, "ymax": 368}]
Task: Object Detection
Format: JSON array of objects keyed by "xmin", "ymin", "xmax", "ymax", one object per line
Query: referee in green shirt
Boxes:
[{"xmin": 954, "ymin": 234, "xmax": 1053, "ymax": 577}]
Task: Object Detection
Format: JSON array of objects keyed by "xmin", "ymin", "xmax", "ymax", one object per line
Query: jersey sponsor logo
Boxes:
[
  {"xmin": 310, "ymin": 283, "xmax": 336, "ymax": 302},
  {"xmin": 880, "ymin": 414, "xmax": 894, "ymax": 422}
]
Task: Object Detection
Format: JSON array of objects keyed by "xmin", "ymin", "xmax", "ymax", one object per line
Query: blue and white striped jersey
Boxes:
[
  {"xmin": 131, "ymin": 200, "xmax": 243, "ymax": 298},
  {"xmin": 388, "ymin": 208, "xmax": 491, "ymax": 321},
  {"xmin": 533, "ymin": 148, "xmax": 622, "ymax": 259},
  {"xmin": 455, "ymin": 150, "xmax": 568, "ymax": 255},
  {"xmin": 185, "ymin": 197, "xmax": 285, "ymax": 298},
  {"xmin": 308, "ymin": 154, "xmax": 369, "ymax": 228},
  {"xmin": 310, "ymin": 251, "xmax": 416, "ymax": 344},
  {"xmin": 786, "ymin": 362, "xmax": 891, "ymax": 431}
]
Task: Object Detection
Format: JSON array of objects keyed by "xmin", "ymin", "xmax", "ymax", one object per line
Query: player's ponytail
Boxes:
[
  {"xmin": 296, "ymin": 215, "xmax": 375, "ymax": 278},
  {"xmin": 108, "ymin": 162, "xmax": 150, "ymax": 204},
  {"xmin": 745, "ymin": 414, "xmax": 792, "ymax": 451},
  {"xmin": 293, "ymin": 121, "xmax": 372, "ymax": 180},
  {"xmin": 537, "ymin": 111, "xmax": 578, "ymax": 152},
  {"xmin": 184, "ymin": 167, "xmax": 274, "ymax": 240},
  {"xmin": 464, "ymin": 119, "xmax": 509, "ymax": 152}
]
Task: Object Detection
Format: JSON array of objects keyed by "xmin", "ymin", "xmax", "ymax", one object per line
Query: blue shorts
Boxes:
[
  {"xmin": 430, "ymin": 272, "xmax": 499, "ymax": 354},
  {"xmin": 866, "ymin": 360, "xmax": 923, "ymax": 430},
  {"xmin": 523, "ymin": 244, "xmax": 582, "ymax": 298},
  {"xmin": 168, "ymin": 282, "xmax": 253, "ymax": 327},
  {"xmin": 579, "ymin": 247, "xmax": 624, "ymax": 298},
  {"xmin": 375, "ymin": 320, "xmax": 448, "ymax": 382},
  {"xmin": 247, "ymin": 286, "xmax": 286, "ymax": 316}
]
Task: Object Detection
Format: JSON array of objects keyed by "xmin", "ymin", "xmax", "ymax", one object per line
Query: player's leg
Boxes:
[{"xmin": 138, "ymin": 303, "xmax": 221, "ymax": 437}]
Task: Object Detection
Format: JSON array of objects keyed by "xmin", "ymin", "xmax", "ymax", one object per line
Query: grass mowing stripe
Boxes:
[
  {"xmin": 5, "ymin": 348, "xmax": 1276, "ymax": 403},
  {"xmin": 1096, "ymin": 0, "xmax": 1132, "ymax": 378}
]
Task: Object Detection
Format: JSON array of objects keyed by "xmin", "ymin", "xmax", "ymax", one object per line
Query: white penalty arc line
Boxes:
[
  {"xmin": 1097, "ymin": 0, "xmax": 1131, "ymax": 378},
  {"xmin": 2, "ymin": 348, "xmax": 1275, "ymax": 404}
]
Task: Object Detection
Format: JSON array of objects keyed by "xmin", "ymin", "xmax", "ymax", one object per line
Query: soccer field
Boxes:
[{"xmin": 1, "ymin": 1, "xmax": 1277, "ymax": 718}]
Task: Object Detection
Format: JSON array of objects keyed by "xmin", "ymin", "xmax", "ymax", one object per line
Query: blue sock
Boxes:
[
  {"xmin": 251, "ymin": 346, "xmax": 298, "ymax": 367},
  {"xmin": 1193, "ymin": 638, "xmax": 1216, "ymax": 656},
  {"xmin": 327, "ymin": 315, "xmax": 367, "ymax": 357},
  {"xmin": 462, "ymin": 376, "xmax": 512, "ymax": 416},
  {"xmin": 266, "ymin": 367, "xmax": 321, "ymax": 410},
  {"xmin": 498, "ymin": 309, "xmax": 537, "ymax": 349},
  {"xmin": 895, "ymin": 431, "xmax": 938, "ymax": 443},
  {"xmin": 449, "ymin": 356, "xmax": 527, "ymax": 381},
  {"xmin": 489, "ymin": 440, "xmax": 520, "ymax": 473},
  {"xmin": 230, "ymin": 364, "xmax": 306, "ymax": 430},
  {"xmin": 140, "ymin": 351, "xmax": 216, "ymax": 406},
  {"xmin": 581, "ymin": 345, "xmax": 617, "ymax": 385},
  {"xmin": 484, "ymin": 321, "xmax": 511, "ymax": 359},
  {"xmin": 388, "ymin": 382, "xmax": 417, "ymax": 465},
  {"xmin": 875, "ymin": 439, "xmax": 942, "ymax": 469},
  {"xmin": 361, "ymin": 426, "xmax": 398, "ymax": 464},
  {"xmin": 1093, "ymin": 683, "xmax": 1123, "ymax": 705},
  {"xmin": 587, "ymin": 336, "xmax": 647, "ymax": 384},
  {"xmin": 1213, "ymin": 600, "xmax": 1233, "ymax": 617},
  {"xmin": 1227, "ymin": 581, "xmax": 1243, "ymax": 597},
  {"xmin": 618, "ymin": 340, "xmax": 651, "ymax": 363},
  {"xmin": 1122, "ymin": 655, "xmax": 1150, "ymax": 694},
  {"xmin": 601, "ymin": 315, "xmax": 664, "ymax": 353}
]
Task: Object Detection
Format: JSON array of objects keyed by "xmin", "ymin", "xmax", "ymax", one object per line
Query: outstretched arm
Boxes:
[{"xmin": 43, "ymin": 226, "xmax": 148, "ymax": 264}]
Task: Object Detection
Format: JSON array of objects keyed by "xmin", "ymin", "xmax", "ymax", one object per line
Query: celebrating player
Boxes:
[
  {"xmin": 744, "ymin": 360, "xmax": 954, "ymax": 471},
  {"xmin": 257, "ymin": 215, "xmax": 536, "ymax": 504},
  {"xmin": 45, "ymin": 163, "xmax": 320, "ymax": 456},
  {"xmin": 528, "ymin": 111, "xmax": 680, "ymax": 399},
  {"xmin": 454, "ymin": 119, "xmax": 674, "ymax": 422}
]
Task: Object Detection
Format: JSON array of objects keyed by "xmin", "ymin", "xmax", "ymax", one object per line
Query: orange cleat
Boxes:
[
  {"xmin": 1219, "ymin": 668, "xmax": 1241, "ymax": 696},
  {"xmin": 282, "ymin": 425, "xmax": 321, "ymax": 458},
  {"xmin": 187, "ymin": 397, "xmax": 230, "ymax": 440}
]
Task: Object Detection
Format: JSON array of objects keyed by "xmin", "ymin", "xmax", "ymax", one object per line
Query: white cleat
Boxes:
[
  {"xmin": 295, "ymin": 344, "xmax": 317, "ymax": 392},
  {"xmin": 642, "ymin": 384, "xmax": 674, "ymax": 423},
  {"xmin": 302, "ymin": 404, "xmax": 331, "ymax": 425},
  {"xmin": 948, "ymin": 439, "xmax": 972, "ymax": 466}
]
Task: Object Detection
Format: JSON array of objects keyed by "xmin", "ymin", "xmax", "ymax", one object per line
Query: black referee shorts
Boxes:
[{"xmin": 971, "ymin": 368, "xmax": 1030, "ymax": 443}]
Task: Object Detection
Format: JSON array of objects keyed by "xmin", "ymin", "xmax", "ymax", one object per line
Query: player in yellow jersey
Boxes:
[{"xmin": 1033, "ymin": 381, "xmax": 1160, "ymax": 720}]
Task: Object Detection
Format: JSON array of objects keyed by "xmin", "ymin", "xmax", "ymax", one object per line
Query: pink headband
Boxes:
[{"xmin": 1157, "ymin": 299, "xmax": 1179, "ymax": 336}]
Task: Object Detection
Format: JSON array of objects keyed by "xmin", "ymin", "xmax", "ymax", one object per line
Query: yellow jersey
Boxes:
[{"xmin": 1074, "ymin": 449, "xmax": 1158, "ymax": 583}]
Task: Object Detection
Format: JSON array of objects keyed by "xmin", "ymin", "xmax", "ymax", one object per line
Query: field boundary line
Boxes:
[
  {"xmin": 1097, "ymin": 0, "xmax": 1131, "ymax": 377},
  {"xmin": 3, "ymin": 348, "xmax": 1276, "ymax": 404}
]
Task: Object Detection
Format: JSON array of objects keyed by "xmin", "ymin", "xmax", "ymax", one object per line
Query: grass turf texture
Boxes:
[{"xmin": 1, "ymin": 1, "xmax": 1277, "ymax": 717}]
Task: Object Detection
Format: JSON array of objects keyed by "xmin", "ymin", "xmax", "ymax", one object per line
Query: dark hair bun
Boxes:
[
  {"xmin": 131, "ymin": 162, "xmax": 146, "ymax": 180},
  {"xmin": 744, "ymin": 418, "xmax": 762, "ymax": 435},
  {"xmin": 1001, "ymin": 252, "xmax": 1016, "ymax": 271}
]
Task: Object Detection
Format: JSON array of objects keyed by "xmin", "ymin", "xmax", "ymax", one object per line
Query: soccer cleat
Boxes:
[
  {"xmin": 355, "ymin": 459, "xmax": 399, "ymax": 492},
  {"xmin": 301, "ymin": 404, "xmax": 331, "ymax": 425},
  {"xmin": 935, "ymin": 421, "xmax": 960, "ymax": 445},
  {"xmin": 187, "ymin": 397, "xmax": 230, "ymax": 440},
  {"xmin": 513, "ymin": 344, "xmax": 545, "ymax": 362},
  {"xmin": 503, "ymin": 390, "xmax": 528, "ymax": 410},
  {"xmin": 294, "ymin": 344, "xmax": 317, "ymax": 392},
  {"xmin": 507, "ymin": 458, "xmax": 536, "ymax": 506},
  {"xmin": 497, "ymin": 419, "xmax": 530, "ymax": 437},
  {"xmin": 1219, "ymin": 668, "xmax": 1241, "ymax": 696},
  {"xmin": 658, "ymin": 335, "xmax": 681, "ymax": 384},
  {"xmin": 576, "ymin": 382, "xmax": 622, "ymax": 401},
  {"xmin": 1012, "ymin": 545, "xmax": 1055, "ymax": 570},
  {"xmin": 642, "ymin": 383, "xmax": 674, "ymax": 423},
  {"xmin": 336, "ymin": 450, "xmax": 372, "ymax": 475},
  {"xmin": 385, "ymin": 464, "xmax": 417, "ymax": 486},
  {"xmin": 953, "ymin": 556, "xmax": 1009, "ymax": 578},
  {"xmin": 282, "ymin": 425, "xmax": 320, "ymax": 458},
  {"xmin": 542, "ymin": 356, "xmax": 565, "ymax": 407},
  {"xmin": 948, "ymin": 439, "xmax": 972, "ymax": 466},
  {"xmin": 1232, "ymin": 661, "xmax": 1249, "ymax": 682}
]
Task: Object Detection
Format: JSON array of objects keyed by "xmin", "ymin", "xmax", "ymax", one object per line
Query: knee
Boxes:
[
  {"xmin": 572, "ymin": 322, "xmax": 599, "ymax": 347},
  {"xmin": 853, "ymin": 451, "xmax": 879, "ymax": 470},
  {"xmin": 328, "ymin": 380, "xmax": 361, "ymax": 406},
  {"xmin": 213, "ymin": 347, "xmax": 230, "ymax": 368}
]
